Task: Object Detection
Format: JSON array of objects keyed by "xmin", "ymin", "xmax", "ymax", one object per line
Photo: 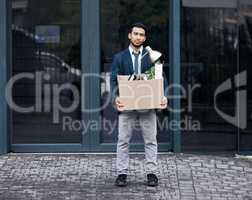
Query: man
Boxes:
[{"xmin": 110, "ymin": 22, "xmax": 168, "ymax": 187}]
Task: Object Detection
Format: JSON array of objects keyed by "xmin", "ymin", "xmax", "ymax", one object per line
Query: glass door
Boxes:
[
  {"xmin": 239, "ymin": 0, "xmax": 252, "ymax": 152},
  {"xmin": 92, "ymin": 0, "xmax": 172, "ymax": 151},
  {"xmin": 181, "ymin": 0, "xmax": 239, "ymax": 151},
  {"xmin": 11, "ymin": 0, "xmax": 84, "ymax": 149},
  {"xmin": 10, "ymin": 0, "xmax": 173, "ymax": 152}
]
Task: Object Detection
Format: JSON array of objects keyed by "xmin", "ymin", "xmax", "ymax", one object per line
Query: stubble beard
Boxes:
[{"xmin": 131, "ymin": 41, "xmax": 143, "ymax": 49}]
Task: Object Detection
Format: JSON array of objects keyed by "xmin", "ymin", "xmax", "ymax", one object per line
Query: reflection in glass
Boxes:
[
  {"xmin": 181, "ymin": 1, "xmax": 238, "ymax": 150},
  {"xmin": 12, "ymin": 0, "xmax": 81, "ymax": 143},
  {"xmin": 100, "ymin": 0, "xmax": 170, "ymax": 144},
  {"xmin": 239, "ymin": 0, "xmax": 252, "ymax": 151}
]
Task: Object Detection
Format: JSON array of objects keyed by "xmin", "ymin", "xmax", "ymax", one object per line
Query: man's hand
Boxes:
[
  {"xmin": 115, "ymin": 97, "xmax": 125, "ymax": 111},
  {"xmin": 160, "ymin": 96, "xmax": 168, "ymax": 109}
]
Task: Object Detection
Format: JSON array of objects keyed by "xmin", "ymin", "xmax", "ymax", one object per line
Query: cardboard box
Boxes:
[{"xmin": 117, "ymin": 75, "xmax": 164, "ymax": 110}]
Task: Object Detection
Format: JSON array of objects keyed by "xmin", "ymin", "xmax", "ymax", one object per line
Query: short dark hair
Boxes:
[{"xmin": 128, "ymin": 22, "xmax": 148, "ymax": 35}]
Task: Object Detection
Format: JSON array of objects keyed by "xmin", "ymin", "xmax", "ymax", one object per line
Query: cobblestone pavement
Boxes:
[{"xmin": 0, "ymin": 153, "xmax": 252, "ymax": 200}]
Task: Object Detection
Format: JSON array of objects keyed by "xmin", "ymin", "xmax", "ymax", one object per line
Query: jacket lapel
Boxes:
[
  {"xmin": 123, "ymin": 47, "xmax": 150, "ymax": 74},
  {"xmin": 141, "ymin": 48, "xmax": 150, "ymax": 73},
  {"xmin": 124, "ymin": 49, "xmax": 134, "ymax": 74}
]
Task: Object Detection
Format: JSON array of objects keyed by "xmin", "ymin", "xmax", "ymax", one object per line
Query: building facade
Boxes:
[{"xmin": 0, "ymin": 0, "xmax": 251, "ymax": 154}]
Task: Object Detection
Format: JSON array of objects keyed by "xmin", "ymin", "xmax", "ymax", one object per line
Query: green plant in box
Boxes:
[{"xmin": 145, "ymin": 65, "xmax": 155, "ymax": 80}]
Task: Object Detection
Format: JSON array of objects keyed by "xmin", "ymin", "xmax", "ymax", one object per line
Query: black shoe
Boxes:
[
  {"xmin": 115, "ymin": 174, "xmax": 127, "ymax": 187},
  {"xmin": 147, "ymin": 174, "xmax": 158, "ymax": 187}
]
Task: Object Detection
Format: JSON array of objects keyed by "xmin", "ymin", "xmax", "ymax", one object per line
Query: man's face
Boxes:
[{"xmin": 128, "ymin": 27, "xmax": 146, "ymax": 48}]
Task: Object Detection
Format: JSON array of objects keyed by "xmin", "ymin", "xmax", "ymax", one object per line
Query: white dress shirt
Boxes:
[{"xmin": 128, "ymin": 45, "xmax": 143, "ymax": 74}]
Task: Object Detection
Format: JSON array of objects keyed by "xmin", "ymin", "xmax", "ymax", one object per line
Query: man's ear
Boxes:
[{"xmin": 128, "ymin": 33, "xmax": 131, "ymax": 40}]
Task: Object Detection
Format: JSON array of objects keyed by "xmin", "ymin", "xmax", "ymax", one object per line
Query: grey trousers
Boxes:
[{"xmin": 116, "ymin": 110, "xmax": 158, "ymax": 174}]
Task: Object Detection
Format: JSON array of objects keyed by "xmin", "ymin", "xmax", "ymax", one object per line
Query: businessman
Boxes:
[{"xmin": 110, "ymin": 22, "xmax": 168, "ymax": 187}]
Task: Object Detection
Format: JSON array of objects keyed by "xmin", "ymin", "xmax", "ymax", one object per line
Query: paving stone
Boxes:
[
  {"xmin": 216, "ymin": 164, "xmax": 229, "ymax": 169},
  {"xmin": 0, "ymin": 153, "xmax": 251, "ymax": 199}
]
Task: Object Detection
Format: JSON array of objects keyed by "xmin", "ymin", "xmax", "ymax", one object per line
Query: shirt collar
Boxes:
[{"xmin": 128, "ymin": 45, "xmax": 143, "ymax": 56}]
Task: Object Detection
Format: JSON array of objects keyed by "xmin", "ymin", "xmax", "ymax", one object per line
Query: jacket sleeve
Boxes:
[{"xmin": 110, "ymin": 54, "xmax": 120, "ymax": 104}]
